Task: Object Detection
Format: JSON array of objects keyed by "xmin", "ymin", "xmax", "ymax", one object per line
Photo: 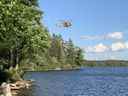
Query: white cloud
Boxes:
[
  {"xmin": 84, "ymin": 43, "xmax": 109, "ymax": 53},
  {"xmin": 81, "ymin": 32, "xmax": 123, "ymax": 40},
  {"xmin": 81, "ymin": 35, "xmax": 101, "ymax": 40},
  {"xmin": 111, "ymin": 42, "xmax": 127, "ymax": 51},
  {"xmin": 84, "ymin": 46, "xmax": 94, "ymax": 52},
  {"xmin": 94, "ymin": 43, "xmax": 109, "ymax": 53},
  {"xmin": 84, "ymin": 41, "xmax": 128, "ymax": 53},
  {"xmin": 125, "ymin": 41, "xmax": 128, "ymax": 48},
  {"xmin": 107, "ymin": 32, "xmax": 123, "ymax": 40}
]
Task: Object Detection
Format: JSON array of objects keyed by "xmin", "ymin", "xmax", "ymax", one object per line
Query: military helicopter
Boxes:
[{"xmin": 56, "ymin": 20, "xmax": 72, "ymax": 28}]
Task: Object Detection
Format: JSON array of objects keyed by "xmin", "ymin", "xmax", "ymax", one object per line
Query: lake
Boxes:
[{"xmin": 24, "ymin": 67, "xmax": 128, "ymax": 96}]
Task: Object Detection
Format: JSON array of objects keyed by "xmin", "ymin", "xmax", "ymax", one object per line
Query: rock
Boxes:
[
  {"xmin": 54, "ymin": 67, "xmax": 61, "ymax": 71},
  {"xmin": 1, "ymin": 83, "xmax": 12, "ymax": 96},
  {"xmin": 0, "ymin": 80, "xmax": 33, "ymax": 96}
]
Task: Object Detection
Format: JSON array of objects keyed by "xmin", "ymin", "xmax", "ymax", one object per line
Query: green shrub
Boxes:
[{"xmin": 5, "ymin": 65, "xmax": 22, "ymax": 82}]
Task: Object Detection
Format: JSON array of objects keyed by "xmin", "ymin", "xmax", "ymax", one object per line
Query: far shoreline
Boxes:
[{"xmin": 24, "ymin": 66, "xmax": 128, "ymax": 73}]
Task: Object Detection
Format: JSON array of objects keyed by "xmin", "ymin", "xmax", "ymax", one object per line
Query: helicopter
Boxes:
[{"xmin": 56, "ymin": 20, "xmax": 72, "ymax": 28}]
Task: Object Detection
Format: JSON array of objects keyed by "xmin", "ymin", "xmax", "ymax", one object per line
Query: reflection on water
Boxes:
[{"xmin": 24, "ymin": 67, "xmax": 128, "ymax": 96}]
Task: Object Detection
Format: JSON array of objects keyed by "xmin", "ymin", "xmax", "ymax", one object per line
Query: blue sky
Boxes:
[{"xmin": 39, "ymin": 0, "xmax": 128, "ymax": 60}]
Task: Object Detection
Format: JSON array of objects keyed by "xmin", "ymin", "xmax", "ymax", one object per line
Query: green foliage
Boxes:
[
  {"xmin": 41, "ymin": 34, "xmax": 84, "ymax": 70},
  {"xmin": 5, "ymin": 65, "xmax": 22, "ymax": 82},
  {"xmin": 0, "ymin": 0, "xmax": 84, "ymax": 82},
  {"xmin": 83, "ymin": 60, "xmax": 128, "ymax": 67},
  {"xmin": 0, "ymin": 0, "xmax": 50, "ymax": 82}
]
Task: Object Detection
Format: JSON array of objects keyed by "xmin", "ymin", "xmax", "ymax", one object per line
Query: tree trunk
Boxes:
[
  {"xmin": 16, "ymin": 48, "xmax": 19, "ymax": 66},
  {"xmin": 10, "ymin": 49, "xmax": 14, "ymax": 67}
]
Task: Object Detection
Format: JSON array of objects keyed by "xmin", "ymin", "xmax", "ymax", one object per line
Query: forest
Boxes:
[
  {"xmin": 84, "ymin": 60, "xmax": 128, "ymax": 67},
  {"xmin": 0, "ymin": 0, "xmax": 84, "ymax": 83}
]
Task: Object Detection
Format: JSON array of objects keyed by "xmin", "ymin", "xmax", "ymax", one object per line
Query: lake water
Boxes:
[{"xmin": 24, "ymin": 67, "xmax": 128, "ymax": 96}]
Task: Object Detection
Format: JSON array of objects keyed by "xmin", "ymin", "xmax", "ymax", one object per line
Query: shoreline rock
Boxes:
[
  {"xmin": 1, "ymin": 83, "xmax": 12, "ymax": 96},
  {"xmin": 0, "ymin": 80, "xmax": 33, "ymax": 96}
]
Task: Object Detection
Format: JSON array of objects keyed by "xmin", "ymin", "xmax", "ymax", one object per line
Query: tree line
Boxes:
[
  {"xmin": 20, "ymin": 34, "xmax": 84, "ymax": 71},
  {"xmin": 0, "ymin": 0, "xmax": 84, "ymax": 83},
  {"xmin": 84, "ymin": 60, "xmax": 128, "ymax": 67},
  {"xmin": 31, "ymin": 34, "xmax": 84, "ymax": 71}
]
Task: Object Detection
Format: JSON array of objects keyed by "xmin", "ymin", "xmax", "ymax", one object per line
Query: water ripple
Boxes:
[{"xmin": 24, "ymin": 67, "xmax": 128, "ymax": 96}]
